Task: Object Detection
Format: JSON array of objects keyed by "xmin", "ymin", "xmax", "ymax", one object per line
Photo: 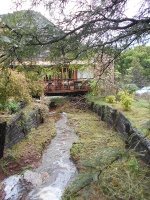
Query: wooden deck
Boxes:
[
  {"xmin": 44, "ymin": 79, "xmax": 91, "ymax": 96},
  {"xmin": 44, "ymin": 88, "xmax": 91, "ymax": 96}
]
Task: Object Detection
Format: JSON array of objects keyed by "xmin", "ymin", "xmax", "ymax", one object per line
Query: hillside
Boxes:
[
  {"xmin": 1, "ymin": 10, "xmax": 63, "ymax": 38},
  {"xmin": 0, "ymin": 10, "xmax": 64, "ymax": 63}
]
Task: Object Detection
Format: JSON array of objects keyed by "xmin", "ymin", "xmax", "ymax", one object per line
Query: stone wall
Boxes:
[
  {"xmin": 89, "ymin": 102, "xmax": 150, "ymax": 164},
  {"xmin": 5, "ymin": 109, "xmax": 44, "ymax": 149},
  {"xmin": 0, "ymin": 122, "xmax": 6, "ymax": 159}
]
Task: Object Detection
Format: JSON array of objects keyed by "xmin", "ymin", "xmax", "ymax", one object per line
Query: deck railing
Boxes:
[{"xmin": 44, "ymin": 78, "xmax": 91, "ymax": 94}]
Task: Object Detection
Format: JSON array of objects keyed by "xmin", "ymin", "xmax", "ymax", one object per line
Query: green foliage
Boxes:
[
  {"xmin": 7, "ymin": 100, "xmax": 20, "ymax": 113},
  {"xmin": 0, "ymin": 103, "xmax": 56, "ymax": 176},
  {"xmin": 26, "ymin": 77, "xmax": 43, "ymax": 97},
  {"xmin": 99, "ymin": 156, "xmax": 150, "ymax": 200},
  {"xmin": 62, "ymin": 107, "xmax": 127, "ymax": 199},
  {"xmin": 120, "ymin": 96, "xmax": 133, "ymax": 111},
  {"xmin": 115, "ymin": 46, "xmax": 150, "ymax": 87},
  {"xmin": 0, "ymin": 10, "xmax": 64, "ymax": 65},
  {"xmin": 70, "ymin": 142, "xmax": 83, "ymax": 161},
  {"xmin": 105, "ymin": 95, "xmax": 116, "ymax": 103},
  {"xmin": 88, "ymin": 79, "xmax": 97, "ymax": 88},
  {"xmin": 118, "ymin": 91, "xmax": 134, "ymax": 111},
  {"xmin": 88, "ymin": 79, "xmax": 103, "ymax": 96},
  {"xmin": 128, "ymin": 157, "xmax": 139, "ymax": 173},
  {"xmin": 127, "ymin": 58, "xmax": 147, "ymax": 87},
  {"xmin": 126, "ymin": 84, "xmax": 138, "ymax": 94},
  {"xmin": 85, "ymin": 93, "xmax": 149, "ymax": 138},
  {"xmin": 115, "ymin": 46, "xmax": 150, "ymax": 74},
  {"xmin": 0, "ymin": 69, "xmax": 31, "ymax": 110},
  {"xmin": 64, "ymin": 146, "xmax": 150, "ymax": 200}
]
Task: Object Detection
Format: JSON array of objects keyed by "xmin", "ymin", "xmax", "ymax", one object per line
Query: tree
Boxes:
[
  {"xmin": 0, "ymin": 69, "xmax": 31, "ymax": 110},
  {"xmin": 0, "ymin": 10, "xmax": 64, "ymax": 67},
  {"xmin": 0, "ymin": 10, "xmax": 56, "ymax": 108},
  {"xmin": 127, "ymin": 58, "xmax": 147, "ymax": 87},
  {"xmin": 115, "ymin": 46, "xmax": 150, "ymax": 87},
  {"xmin": 115, "ymin": 46, "xmax": 150, "ymax": 74},
  {"xmin": 0, "ymin": 0, "xmax": 149, "ymax": 77}
]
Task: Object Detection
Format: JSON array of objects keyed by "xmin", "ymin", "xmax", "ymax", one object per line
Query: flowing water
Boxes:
[{"xmin": 3, "ymin": 112, "xmax": 78, "ymax": 200}]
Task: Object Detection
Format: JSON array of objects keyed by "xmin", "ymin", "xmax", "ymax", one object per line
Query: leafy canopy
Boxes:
[
  {"xmin": 115, "ymin": 46, "xmax": 150, "ymax": 87},
  {"xmin": 0, "ymin": 0, "xmax": 149, "ymax": 70}
]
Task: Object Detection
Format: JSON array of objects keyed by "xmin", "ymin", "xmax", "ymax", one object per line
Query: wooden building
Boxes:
[
  {"xmin": 43, "ymin": 66, "xmax": 91, "ymax": 95},
  {"xmin": 43, "ymin": 54, "xmax": 115, "ymax": 96}
]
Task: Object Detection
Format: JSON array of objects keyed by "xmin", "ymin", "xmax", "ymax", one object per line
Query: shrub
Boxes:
[
  {"xmin": 126, "ymin": 84, "xmax": 138, "ymax": 94},
  {"xmin": 7, "ymin": 100, "xmax": 20, "ymax": 113},
  {"xmin": 88, "ymin": 79, "xmax": 103, "ymax": 95},
  {"xmin": 118, "ymin": 91, "xmax": 134, "ymax": 111},
  {"xmin": 25, "ymin": 71, "xmax": 43, "ymax": 98},
  {"xmin": 9, "ymin": 70, "xmax": 32, "ymax": 103},
  {"xmin": 27, "ymin": 80, "xmax": 43, "ymax": 97},
  {"xmin": 106, "ymin": 95, "xmax": 116, "ymax": 103},
  {"xmin": 0, "ymin": 69, "xmax": 31, "ymax": 110},
  {"xmin": 117, "ymin": 91, "xmax": 125, "ymax": 101}
]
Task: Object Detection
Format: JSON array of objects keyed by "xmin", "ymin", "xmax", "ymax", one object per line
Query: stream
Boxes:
[{"xmin": 3, "ymin": 112, "xmax": 78, "ymax": 200}]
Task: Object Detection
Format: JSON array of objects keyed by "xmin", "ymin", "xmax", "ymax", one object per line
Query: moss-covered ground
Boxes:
[
  {"xmin": 86, "ymin": 95, "xmax": 150, "ymax": 140},
  {"xmin": 61, "ymin": 102, "xmax": 150, "ymax": 200},
  {"xmin": 0, "ymin": 99, "xmax": 56, "ymax": 180},
  {"xmin": 0, "ymin": 97, "xmax": 149, "ymax": 200}
]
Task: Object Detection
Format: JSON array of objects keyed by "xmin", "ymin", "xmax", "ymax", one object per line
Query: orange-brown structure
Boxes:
[{"xmin": 43, "ymin": 67, "xmax": 91, "ymax": 95}]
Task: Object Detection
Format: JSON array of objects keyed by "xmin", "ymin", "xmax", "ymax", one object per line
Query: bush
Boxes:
[
  {"xmin": 7, "ymin": 100, "xmax": 20, "ymax": 113},
  {"xmin": 0, "ymin": 69, "xmax": 31, "ymax": 110},
  {"xmin": 25, "ymin": 71, "xmax": 43, "ymax": 98},
  {"xmin": 118, "ymin": 91, "xmax": 134, "ymax": 111},
  {"xmin": 106, "ymin": 95, "xmax": 116, "ymax": 103},
  {"xmin": 27, "ymin": 80, "xmax": 43, "ymax": 98},
  {"xmin": 117, "ymin": 91, "xmax": 125, "ymax": 101},
  {"xmin": 126, "ymin": 84, "xmax": 138, "ymax": 94}
]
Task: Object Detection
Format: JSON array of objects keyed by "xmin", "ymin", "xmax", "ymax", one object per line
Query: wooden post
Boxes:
[
  {"xmin": 66, "ymin": 67, "xmax": 68, "ymax": 79},
  {"xmin": 74, "ymin": 69, "xmax": 77, "ymax": 81},
  {"xmin": 54, "ymin": 74, "xmax": 56, "ymax": 90},
  {"xmin": 66, "ymin": 67, "xmax": 69, "ymax": 89},
  {"xmin": 55, "ymin": 74, "xmax": 57, "ymax": 89},
  {"xmin": 62, "ymin": 67, "xmax": 64, "ymax": 90},
  {"xmin": 0, "ymin": 121, "xmax": 6, "ymax": 159}
]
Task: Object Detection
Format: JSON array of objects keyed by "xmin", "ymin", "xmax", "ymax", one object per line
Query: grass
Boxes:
[
  {"xmin": 0, "ymin": 97, "xmax": 66, "ymax": 178},
  {"xmin": 0, "ymin": 98, "xmax": 50, "ymax": 123},
  {"xmin": 61, "ymin": 103, "xmax": 150, "ymax": 200},
  {"xmin": 0, "ymin": 96, "xmax": 67, "ymax": 178},
  {"xmin": 86, "ymin": 95, "xmax": 150, "ymax": 139},
  {"xmin": 0, "ymin": 100, "xmax": 56, "ymax": 177},
  {"xmin": 68, "ymin": 110, "xmax": 125, "ymax": 163},
  {"xmin": 0, "ymin": 97, "xmax": 149, "ymax": 199}
]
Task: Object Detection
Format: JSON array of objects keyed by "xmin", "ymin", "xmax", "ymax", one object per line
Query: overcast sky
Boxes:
[
  {"xmin": 0, "ymin": 0, "xmax": 50, "ymax": 18},
  {"xmin": 0, "ymin": 0, "xmax": 144, "ymax": 19}
]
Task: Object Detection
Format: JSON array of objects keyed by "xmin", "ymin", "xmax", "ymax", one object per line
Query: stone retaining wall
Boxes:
[
  {"xmin": 5, "ymin": 109, "xmax": 44, "ymax": 149},
  {"xmin": 0, "ymin": 122, "xmax": 6, "ymax": 159},
  {"xmin": 89, "ymin": 102, "xmax": 150, "ymax": 164}
]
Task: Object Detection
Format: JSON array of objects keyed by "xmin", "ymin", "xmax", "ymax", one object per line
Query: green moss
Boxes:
[
  {"xmin": 62, "ymin": 103, "xmax": 150, "ymax": 200},
  {"xmin": 86, "ymin": 95, "xmax": 150, "ymax": 138},
  {"xmin": 0, "ymin": 102, "xmax": 56, "ymax": 176}
]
